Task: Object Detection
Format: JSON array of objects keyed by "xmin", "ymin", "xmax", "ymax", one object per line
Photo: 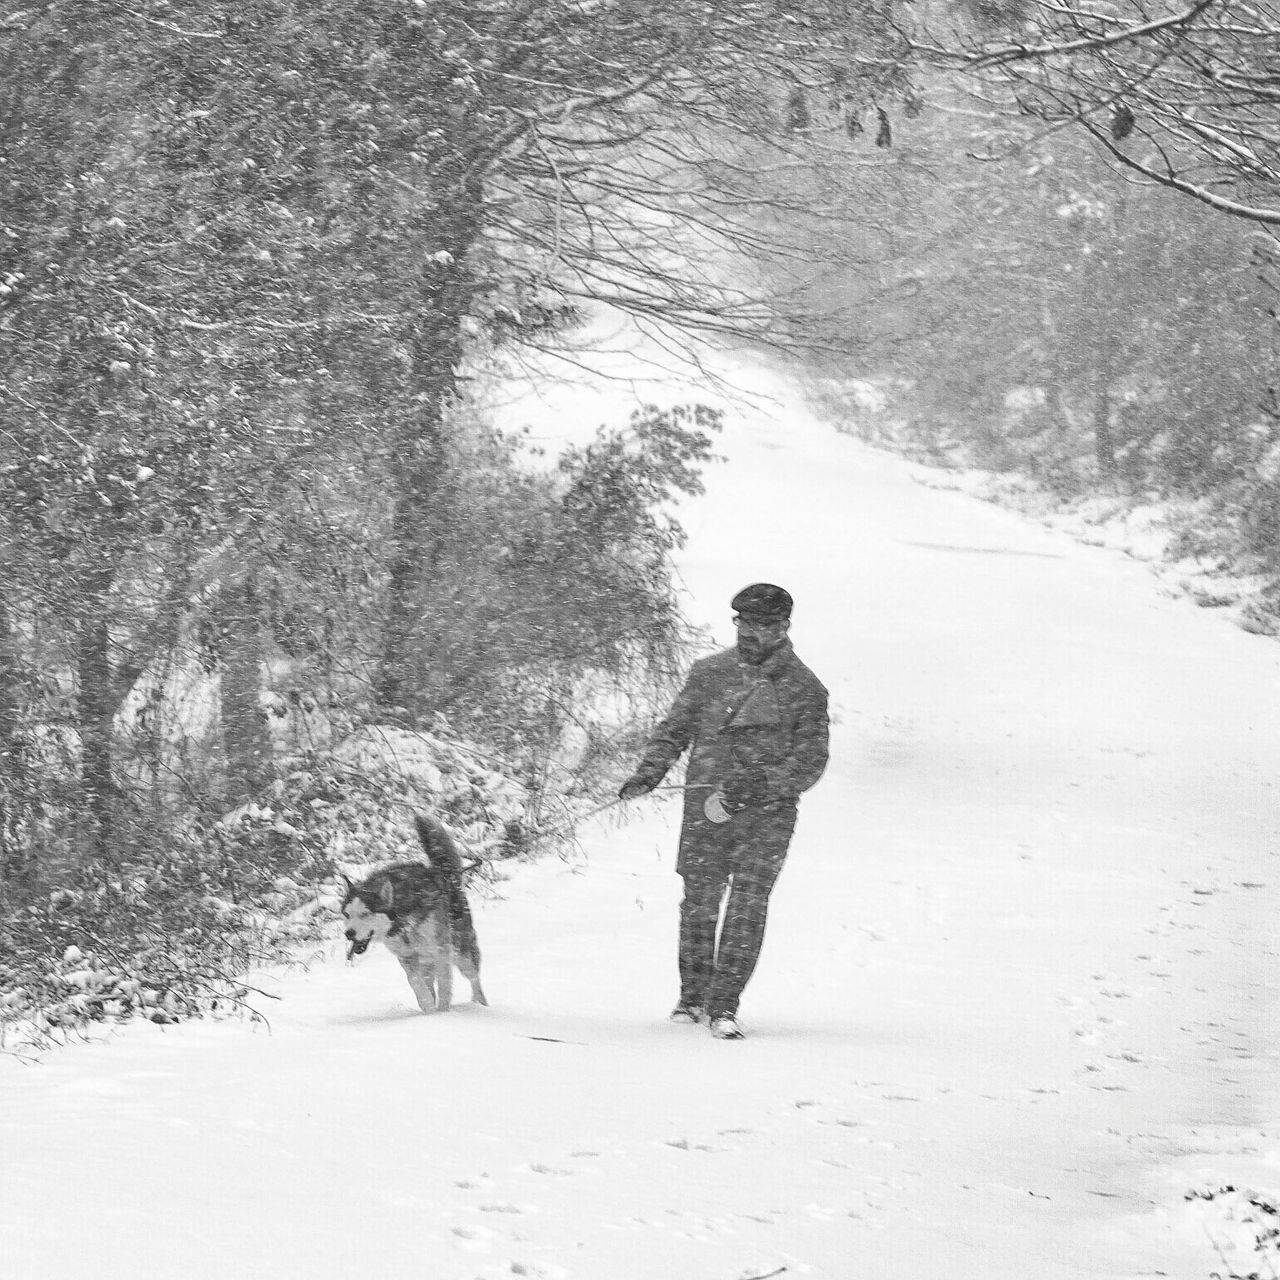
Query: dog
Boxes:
[{"xmin": 340, "ymin": 814, "xmax": 487, "ymax": 1013}]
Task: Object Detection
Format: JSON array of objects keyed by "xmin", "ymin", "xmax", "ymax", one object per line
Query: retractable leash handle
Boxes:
[
  {"xmin": 703, "ymin": 789, "xmax": 731, "ymax": 824},
  {"xmin": 627, "ymin": 782, "xmax": 731, "ymax": 825},
  {"xmin": 531, "ymin": 783, "xmax": 730, "ymax": 850}
]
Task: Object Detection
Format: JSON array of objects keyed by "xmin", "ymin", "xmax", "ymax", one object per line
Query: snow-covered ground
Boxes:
[
  {"xmin": 5, "ymin": 346, "xmax": 1280, "ymax": 1280},
  {"xmin": 913, "ymin": 465, "xmax": 1280, "ymax": 640}
]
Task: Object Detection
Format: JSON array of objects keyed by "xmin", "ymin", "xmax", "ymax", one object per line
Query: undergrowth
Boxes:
[
  {"xmin": 1188, "ymin": 1185, "xmax": 1280, "ymax": 1280},
  {"xmin": 0, "ymin": 727, "xmax": 529, "ymax": 1055}
]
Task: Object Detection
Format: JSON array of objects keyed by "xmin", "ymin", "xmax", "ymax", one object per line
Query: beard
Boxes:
[{"xmin": 736, "ymin": 634, "xmax": 769, "ymax": 665}]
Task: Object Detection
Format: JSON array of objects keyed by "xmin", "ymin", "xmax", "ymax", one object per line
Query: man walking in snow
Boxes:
[{"xmin": 618, "ymin": 583, "xmax": 829, "ymax": 1040}]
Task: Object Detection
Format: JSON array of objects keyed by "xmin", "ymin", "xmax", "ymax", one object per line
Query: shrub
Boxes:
[{"xmin": 0, "ymin": 723, "xmax": 526, "ymax": 1053}]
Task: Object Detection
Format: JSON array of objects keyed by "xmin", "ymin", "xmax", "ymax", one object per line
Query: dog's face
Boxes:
[{"xmin": 341, "ymin": 879, "xmax": 395, "ymax": 959}]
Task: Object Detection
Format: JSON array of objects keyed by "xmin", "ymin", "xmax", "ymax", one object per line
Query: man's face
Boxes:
[{"xmin": 734, "ymin": 614, "xmax": 789, "ymax": 664}]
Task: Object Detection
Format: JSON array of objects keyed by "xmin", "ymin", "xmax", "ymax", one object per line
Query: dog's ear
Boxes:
[{"xmin": 378, "ymin": 878, "xmax": 396, "ymax": 910}]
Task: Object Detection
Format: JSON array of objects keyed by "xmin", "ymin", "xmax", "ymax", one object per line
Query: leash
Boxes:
[{"xmin": 528, "ymin": 783, "xmax": 714, "ymax": 845}]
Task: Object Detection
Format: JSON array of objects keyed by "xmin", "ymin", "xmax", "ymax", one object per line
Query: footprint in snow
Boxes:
[
  {"xmin": 509, "ymin": 1264, "xmax": 571, "ymax": 1280},
  {"xmin": 1072, "ymin": 1007, "xmax": 1119, "ymax": 1044},
  {"xmin": 664, "ymin": 1137, "xmax": 725, "ymax": 1152},
  {"xmin": 474, "ymin": 1262, "xmax": 571, "ymax": 1280},
  {"xmin": 450, "ymin": 1224, "xmax": 496, "ymax": 1254}
]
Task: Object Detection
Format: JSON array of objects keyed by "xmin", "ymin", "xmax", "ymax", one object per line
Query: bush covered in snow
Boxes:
[
  {"xmin": 0, "ymin": 723, "xmax": 531, "ymax": 1053},
  {"xmin": 1185, "ymin": 1185, "xmax": 1280, "ymax": 1279},
  {"xmin": 807, "ymin": 367, "xmax": 1280, "ymax": 642}
]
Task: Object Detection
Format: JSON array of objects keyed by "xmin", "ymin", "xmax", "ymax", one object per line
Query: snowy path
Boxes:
[{"xmin": 5, "ymin": 360, "xmax": 1280, "ymax": 1280}]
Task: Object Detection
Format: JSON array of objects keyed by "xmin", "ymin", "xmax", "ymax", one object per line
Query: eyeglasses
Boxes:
[{"xmin": 732, "ymin": 615, "xmax": 786, "ymax": 634}]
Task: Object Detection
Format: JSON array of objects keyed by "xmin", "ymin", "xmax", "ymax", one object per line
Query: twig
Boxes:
[{"xmin": 916, "ymin": 0, "xmax": 1216, "ymax": 69}]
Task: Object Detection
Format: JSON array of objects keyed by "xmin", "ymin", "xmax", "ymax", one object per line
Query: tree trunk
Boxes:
[
  {"xmin": 1094, "ymin": 365, "xmax": 1116, "ymax": 481},
  {"xmin": 75, "ymin": 570, "xmax": 118, "ymax": 862},
  {"xmin": 1094, "ymin": 194, "xmax": 1126, "ymax": 484},
  {"xmin": 0, "ymin": 599, "xmax": 28, "ymax": 886},
  {"xmin": 375, "ymin": 186, "xmax": 482, "ymax": 717},
  {"xmin": 218, "ymin": 579, "xmax": 272, "ymax": 806}
]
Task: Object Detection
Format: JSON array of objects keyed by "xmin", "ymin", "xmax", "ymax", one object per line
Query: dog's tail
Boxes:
[{"xmin": 413, "ymin": 814, "xmax": 466, "ymax": 881}]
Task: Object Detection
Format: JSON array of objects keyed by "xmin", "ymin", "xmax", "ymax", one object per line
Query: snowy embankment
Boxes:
[
  {"xmin": 915, "ymin": 466, "xmax": 1280, "ymax": 638},
  {"xmin": 4, "ymin": 340, "xmax": 1280, "ymax": 1280}
]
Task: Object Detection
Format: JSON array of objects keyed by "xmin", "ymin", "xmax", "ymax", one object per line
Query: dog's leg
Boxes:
[
  {"xmin": 434, "ymin": 943, "xmax": 454, "ymax": 1012},
  {"xmin": 399, "ymin": 954, "xmax": 439, "ymax": 1013},
  {"xmin": 456, "ymin": 951, "xmax": 487, "ymax": 1005}
]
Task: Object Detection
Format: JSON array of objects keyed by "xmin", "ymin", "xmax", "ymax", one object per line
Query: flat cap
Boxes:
[{"xmin": 730, "ymin": 582, "xmax": 793, "ymax": 621}]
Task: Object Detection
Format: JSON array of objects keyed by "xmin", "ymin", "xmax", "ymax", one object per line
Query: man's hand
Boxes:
[
  {"xmin": 618, "ymin": 775, "xmax": 656, "ymax": 802},
  {"xmin": 721, "ymin": 764, "xmax": 769, "ymax": 813}
]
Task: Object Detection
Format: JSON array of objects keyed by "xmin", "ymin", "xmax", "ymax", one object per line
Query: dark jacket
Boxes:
[{"xmin": 631, "ymin": 641, "xmax": 829, "ymax": 872}]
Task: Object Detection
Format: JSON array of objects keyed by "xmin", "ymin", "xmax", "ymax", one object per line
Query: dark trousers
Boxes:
[{"xmin": 677, "ymin": 804, "xmax": 796, "ymax": 1019}]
